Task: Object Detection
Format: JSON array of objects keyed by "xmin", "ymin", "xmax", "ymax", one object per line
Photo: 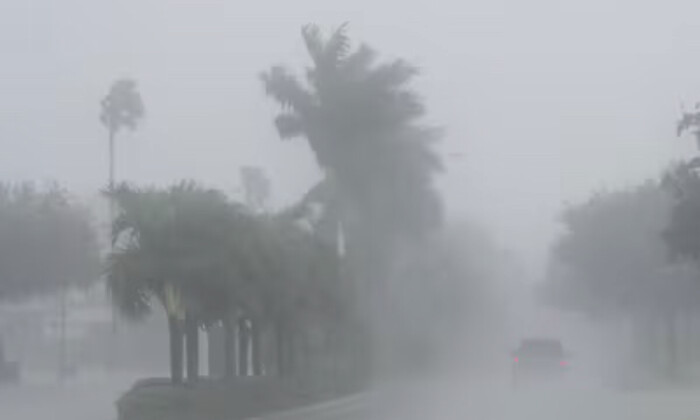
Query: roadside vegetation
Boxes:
[{"xmin": 543, "ymin": 106, "xmax": 700, "ymax": 386}]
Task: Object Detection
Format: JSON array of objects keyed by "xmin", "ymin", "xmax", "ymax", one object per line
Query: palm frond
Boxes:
[
  {"xmin": 260, "ymin": 67, "xmax": 314, "ymax": 112},
  {"xmin": 342, "ymin": 44, "xmax": 377, "ymax": 78},
  {"xmin": 274, "ymin": 113, "xmax": 306, "ymax": 139},
  {"xmin": 107, "ymin": 247, "xmax": 155, "ymax": 320},
  {"xmin": 323, "ymin": 22, "xmax": 350, "ymax": 65},
  {"xmin": 100, "ymin": 78, "xmax": 145, "ymax": 133},
  {"xmin": 301, "ymin": 24, "xmax": 325, "ymax": 65},
  {"xmin": 366, "ymin": 59, "xmax": 419, "ymax": 90}
]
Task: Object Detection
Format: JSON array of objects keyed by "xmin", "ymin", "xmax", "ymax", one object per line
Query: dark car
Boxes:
[{"xmin": 511, "ymin": 338, "xmax": 569, "ymax": 387}]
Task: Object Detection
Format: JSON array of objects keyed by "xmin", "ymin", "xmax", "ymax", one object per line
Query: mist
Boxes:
[{"xmin": 2, "ymin": 1, "xmax": 700, "ymax": 420}]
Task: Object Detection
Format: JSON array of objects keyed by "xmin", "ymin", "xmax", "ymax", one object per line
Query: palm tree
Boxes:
[
  {"xmin": 250, "ymin": 214, "xmax": 344, "ymax": 378},
  {"xmin": 100, "ymin": 79, "xmax": 144, "ymax": 336},
  {"xmin": 261, "ymin": 24, "xmax": 443, "ymax": 381},
  {"xmin": 106, "ymin": 182, "xmax": 344, "ymax": 382},
  {"xmin": 100, "ymin": 79, "xmax": 145, "ymax": 195},
  {"xmin": 261, "ymin": 23, "xmax": 442, "ymax": 263},
  {"xmin": 106, "ymin": 182, "xmax": 250, "ymax": 383}
]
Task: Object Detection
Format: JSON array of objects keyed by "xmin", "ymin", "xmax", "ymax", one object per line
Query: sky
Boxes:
[{"xmin": 1, "ymin": 0, "xmax": 699, "ymax": 277}]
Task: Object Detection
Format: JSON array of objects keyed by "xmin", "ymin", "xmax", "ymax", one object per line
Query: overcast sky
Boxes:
[{"xmin": 1, "ymin": 0, "xmax": 699, "ymax": 276}]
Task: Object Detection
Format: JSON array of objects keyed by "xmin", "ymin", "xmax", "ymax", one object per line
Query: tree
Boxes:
[
  {"xmin": 545, "ymin": 181, "xmax": 700, "ymax": 378},
  {"xmin": 678, "ymin": 104, "xmax": 700, "ymax": 150},
  {"xmin": 253, "ymin": 214, "xmax": 344, "ymax": 378},
  {"xmin": 0, "ymin": 183, "xmax": 100, "ymax": 372},
  {"xmin": 107, "ymin": 180, "xmax": 348, "ymax": 385},
  {"xmin": 0, "ymin": 183, "xmax": 100, "ymax": 301},
  {"xmin": 667, "ymin": 107, "xmax": 700, "ymax": 261},
  {"xmin": 240, "ymin": 166, "xmax": 271, "ymax": 212},
  {"xmin": 100, "ymin": 79, "xmax": 145, "ymax": 194},
  {"xmin": 106, "ymin": 182, "xmax": 253, "ymax": 383},
  {"xmin": 548, "ymin": 184, "xmax": 672, "ymax": 314},
  {"xmin": 100, "ymin": 79, "xmax": 145, "ymax": 337},
  {"xmin": 261, "ymin": 25, "xmax": 443, "ymax": 379},
  {"xmin": 261, "ymin": 25, "xmax": 442, "ymax": 242}
]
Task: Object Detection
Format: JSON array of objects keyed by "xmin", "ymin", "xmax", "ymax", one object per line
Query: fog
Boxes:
[
  {"xmin": 2, "ymin": 0, "xmax": 700, "ymax": 419},
  {"xmin": 3, "ymin": 0, "xmax": 700, "ymax": 272}
]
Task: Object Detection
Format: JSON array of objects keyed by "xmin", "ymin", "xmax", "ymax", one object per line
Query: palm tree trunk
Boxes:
[
  {"xmin": 59, "ymin": 280, "xmax": 67, "ymax": 380},
  {"xmin": 238, "ymin": 318, "xmax": 250, "ymax": 376},
  {"xmin": 185, "ymin": 313, "xmax": 199, "ymax": 382},
  {"xmin": 287, "ymin": 331, "xmax": 297, "ymax": 377},
  {"xmin": 251, "ymin": 320, "xmax": 262, "ymax": 375},
  {"xmin": 275, "ymin": 320, "xmax": 286, "ymax": 377},
  {"xmin": 168, "ymin": 316, "xmax": 183, "ymax": 384},
  {"xmin": 666, "ymin": 310, "xmax": 678, "ymax": 380},
  {"xmin": 683, "ymin": 309, "xmax": 693, "ymax": 367},
  {"xmin": 223, "ymin": 315, "xmax": 236, "ymax": 378}
]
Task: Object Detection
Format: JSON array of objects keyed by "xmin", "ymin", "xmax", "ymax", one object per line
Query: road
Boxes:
[
  {"xmin": 0, "ymin": 370, "xmax": 144, "ymax": 420},
  {"xmin": 261, "ymin": 377, "xmax": 700, "ymax": 420},
  {"xmin": 2, "ymin": 371, "xmax": 700, "ymax": 420}
]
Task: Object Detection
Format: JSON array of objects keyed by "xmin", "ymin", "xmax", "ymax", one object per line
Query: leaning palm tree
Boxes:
[
  {"xmin": 261, "ymin": 24, "xmax": 444, "ymax": 384},
  {"xmin": 261, "ymin": 24, "xmax": 442, "ymax": 252}
]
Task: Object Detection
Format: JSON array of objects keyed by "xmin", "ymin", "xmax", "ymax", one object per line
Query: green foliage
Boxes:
[
  {"xmin": 262, "ymin": 26, "xmax": 445, "ymax": 382},
  {"xmin": 106, "ymin": 182, "xmax": 344, "ymax": 331},
  {"xmin": 116, "ymin": 378, "xmax": 321, "ymax": 420},
  {"xmin": 261, "ymin": 24, "xmax": 443, "ymax": 244},
  {"xmin": 107, "ymin": 182, "xmax": 251, "ymax": 323},
  {"xmin": 256, "ymin": 216, "xmax": 344, "ymax": 328},
  {"xmin": 100, "ymin": 79, "xmax": 145, "ymax": 134},
  {"xmin": 678, "ymin": 105, "xmax": 700, "ymax": 147},
  {"xmin": 0, "ymin": 183, "xmax": 100, "ymax": 300},
  {"xmin": 547, "ymin": 183, "xmax": 674, "ymax": 314},
  {"xmin": 663, "ymin": 163, "xmax": 700, "ymax": 261}
]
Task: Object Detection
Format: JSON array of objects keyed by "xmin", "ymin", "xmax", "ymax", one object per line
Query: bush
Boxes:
[{"xmin": 116, "ymin": 377, "xmax": 324, "ymax": 420}]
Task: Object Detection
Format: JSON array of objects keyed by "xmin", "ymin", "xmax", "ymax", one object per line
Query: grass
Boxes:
[{"xmin": 116, "ymin": 376, "xmax": 329, "ymax": 420}]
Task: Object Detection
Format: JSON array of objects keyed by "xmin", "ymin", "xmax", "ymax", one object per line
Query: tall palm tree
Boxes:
[
  {"xmin": 261, "ymin": 25, "xmax": 443, "ymax": 380},
  {"xmin": 100, "ymin": 79, "xmax": 144, "ymax": 334},
  {"xmin": 261, "ymin": 24, "xmax": 442, "ymax": 256}
]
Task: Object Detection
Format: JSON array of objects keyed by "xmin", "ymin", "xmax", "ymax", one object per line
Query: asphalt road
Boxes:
[
  {"xmin": 3, "ymin": 371, "xmax": 700, "ymax": 420},
  {"xmin": 0, "ymin": 370, "xmax": 142, "ymax": 420},
  {"xmin": 260, "ymin": 377, "xmax": 700, "ymax": 420}
]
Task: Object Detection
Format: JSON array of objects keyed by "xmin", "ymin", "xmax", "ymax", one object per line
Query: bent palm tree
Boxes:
[
  {"xmin": 261, "ymin": 25, "xmax": 444, "ymax": 381},
  {"xmin": 261, "ymin": 24, "xmax": 442, "ymax": 252}
]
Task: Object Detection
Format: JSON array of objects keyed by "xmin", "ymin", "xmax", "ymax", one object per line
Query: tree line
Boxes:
[
  {"xmin": 544, "ymin": 107, "xmax": 700, "ymax": 382},
  {"xmin": 0, "ymin": 24, "xmax": 454, "ymax": 389}
]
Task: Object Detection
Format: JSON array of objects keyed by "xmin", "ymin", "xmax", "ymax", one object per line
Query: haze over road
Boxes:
[
  {"xmin": 261, "ymin": 378, "xmax": 700, "ymax": 420},
  {"xmin": 4, "ymin": 369, "xmax": 700, "ymax": 420},
  {"xmin": 0, "ymin": 371, "xmax": 143, "ymax": 420}
]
